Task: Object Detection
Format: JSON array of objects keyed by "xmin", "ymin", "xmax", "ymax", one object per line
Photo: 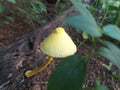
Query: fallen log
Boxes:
[{"xmin": 0, "ymin": 7, "xmax": 76, "ymax": 90}]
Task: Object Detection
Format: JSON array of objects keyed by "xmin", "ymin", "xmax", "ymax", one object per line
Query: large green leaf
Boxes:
[
  {"xmin": 103, "ymin": 24, "xmax": 120, "ymax": 41},
  {"xmin": 48, "ymin": 55, "xmax": 87, "ymax": 90},
  {"xmin": 64, "ymin": 15, "xmax": 101, "ymax": 37},
  {"xmin": 6, "ymin": 0, "xmax": 16, "ymax": 4},
  {"xmin": 65, "ymin": 0, "xmax": 102, "ymax": 37},
  {"xmin": 0, "ymin": 3, "xmax": 4, "ymax": 13},
  {"xmin": 96, "ymin": 41, "xmax": 120, "ymax": 68},
  {"xmin": 70, "ymin": 0, "xmax": 96, "ymax": 20},
  {"xmin": 70, "ymin": 0, "xmax": 90, "ymax": 16}
]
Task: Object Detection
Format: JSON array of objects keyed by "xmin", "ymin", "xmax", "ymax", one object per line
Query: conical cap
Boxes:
[{"xmin": 40, "ymin": 27, "xmax": 77, "ymax": 58}]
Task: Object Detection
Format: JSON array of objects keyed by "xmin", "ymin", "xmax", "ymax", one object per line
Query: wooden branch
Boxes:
[{"xmin": 0, "ymin": 7, "xmax": 76, "ymax": 90}]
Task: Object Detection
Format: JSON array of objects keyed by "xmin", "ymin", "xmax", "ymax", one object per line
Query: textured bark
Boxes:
[{"xmin": 0, "ymin": 7, "xmax": 75, "ymax": 90}]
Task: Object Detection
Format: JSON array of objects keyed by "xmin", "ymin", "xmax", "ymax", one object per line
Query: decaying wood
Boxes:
[{"xmin": 0, "ymin": 7, "xmax": 76, "ymax": 90}]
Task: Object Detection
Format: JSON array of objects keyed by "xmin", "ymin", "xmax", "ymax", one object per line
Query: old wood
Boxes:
[{"xmin": 0, "ymin": 7, "xmax": 76, "ymax": 90}]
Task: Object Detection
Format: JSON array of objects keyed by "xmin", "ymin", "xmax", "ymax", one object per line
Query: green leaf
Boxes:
[
  {"xmin": 103, "ymin": 24, "xmax": 120, "ymax": 41},
  {"xmin": 48, "ymin": 55, "xmax": 87, "ymax": 90},
  {"xmin": 0, "ymin": 20, "xmax": 9, "ymax": 25},
  {"xmin": 64, "ymin": 0, "xmax": 102, "ymax": 37},
  {"xmin": 92, "ymin": 78, "xmax": 109, "ymax": 90},
  {"xmin": 102, "ymin": 64, "xmax": 111, "ymax": 71},
  {"xmin": 98, "ymin": 85, "xmax": 109, "ymax": 90},
  {"xmin": 16, "ymin": 7, "xmax": 28, "ymax": 14},
  {"xmin": 64, "ymin": 15, "xmax": 101, "ymax": 37},
  {"xmin": 70, "ymin": 0, "xmax": 90, "ymax": 16},
  {"xmin": 84, "ymin": 86, "xmax": 109, "ymax": 90},
  {"xmin": 82, "ymin": 32, "xmax": 89, "ymax": 40},
  {"xmin": 96, "ymin": 41, "xmax": 120, "ymax": 68},
  {"xmin": 5, "ymin": 16, "xmax": 14, "ymax": 21},
  {"xmin": 6, "ymin": 0, "xmax": 16, "ymax": 4},
  {"xmin": 95, "ymin": 78, "xmax": 100, "ymax": 88},
  {"xmin": 112, "ymin": 72, "xmax": 120, "ymax": 79},
  {"xmin": 109, "ymin": 0, "xmax": 120, "ymax": 8},
  {"xmin": 0, "ymin": 3, "xmax": 4, "ymax": 13},
  {"xmin": 92, "ymin": 85, "xmax": 109, "ymax": 90},
  {"xmin": 70, "ymin": 0, "xmax": 98, "ymax": 25},
  {"xmin": 32, "ymin": 1, "xmax": 47, "ymax": 13}
]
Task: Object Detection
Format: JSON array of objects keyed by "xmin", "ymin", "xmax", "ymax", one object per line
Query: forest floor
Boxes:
[{"xmin": 0, "ymin": 3, "xmax": 120, "ymax": 90}]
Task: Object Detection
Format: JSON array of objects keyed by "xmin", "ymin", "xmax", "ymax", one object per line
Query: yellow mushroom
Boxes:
[{"xmin": 25, "ymin": 27, "xmax": 77, "ymax": 77}]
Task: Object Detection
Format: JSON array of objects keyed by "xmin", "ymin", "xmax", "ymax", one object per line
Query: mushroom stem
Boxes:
[{"xmin": 25, "ymin": 56, "xmax": 53, "ymax": 77}]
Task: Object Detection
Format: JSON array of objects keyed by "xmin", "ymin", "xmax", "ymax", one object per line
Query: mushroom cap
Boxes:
[{"xmin": 40, "ymin": 27, "xmax": 77, "ymax": 58}]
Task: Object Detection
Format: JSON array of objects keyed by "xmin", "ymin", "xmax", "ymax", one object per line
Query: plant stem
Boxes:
[
  {"xmin": 84, "ymin": 36, "xmax": 97, "ymax": 87},
  {"xmin": 55, "ymin": 0, "xmax": 61, "ymax": 8},
  {"xmin": 115, "ymin": 7, "xmax": 120, "ymax": 26},
  {"xmin": 100, "ymin": 4, "xmax": 109, "ymax": 26}
]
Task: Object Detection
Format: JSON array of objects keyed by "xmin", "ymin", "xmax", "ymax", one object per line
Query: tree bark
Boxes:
[{"xmin": 0, "ymin": 7, "xmax": 75, "ymax": 90}]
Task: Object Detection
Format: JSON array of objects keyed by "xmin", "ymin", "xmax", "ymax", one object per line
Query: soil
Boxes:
[
  {"xmin": 0, "ymin": 21, "xmax": 35, "ymax": 50},
  {"xmin": 0, "ymin": 4, "xmax": 120, "ymax": 90}
]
